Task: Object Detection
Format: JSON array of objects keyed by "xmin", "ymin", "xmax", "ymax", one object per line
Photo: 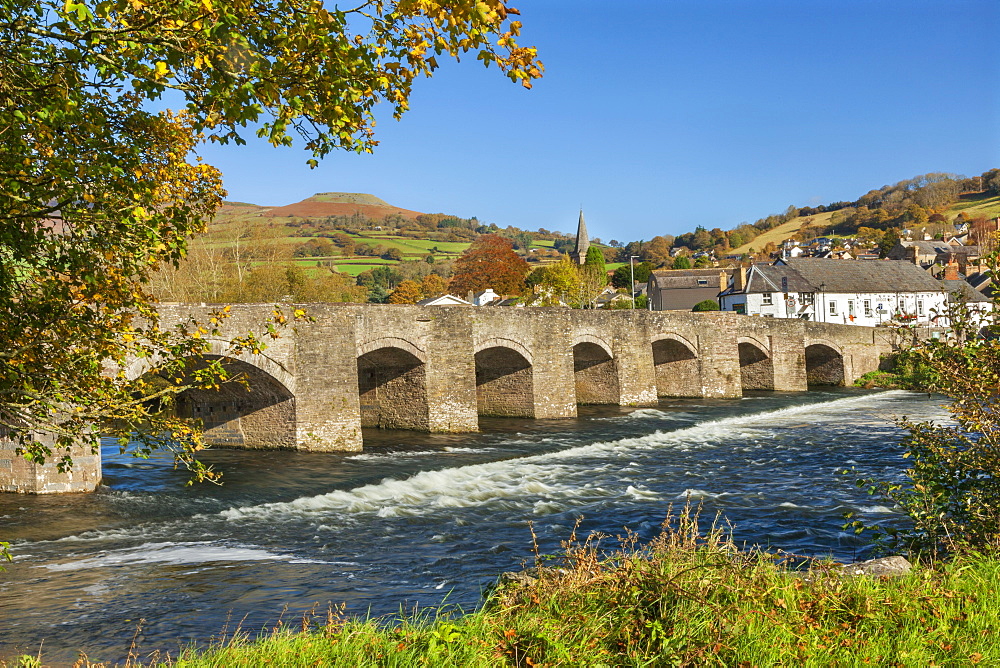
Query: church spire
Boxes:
[{"xmin": 571, "ymin": 209, "xmax": 590, "ymax": 265}]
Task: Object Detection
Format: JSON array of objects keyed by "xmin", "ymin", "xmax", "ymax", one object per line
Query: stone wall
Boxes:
[
  {"xmin": 2, "ymin": 304, "xmax": 897, "ymax": 493},
  {"xmin": 0, "ymin": 432, "xmax": 101, "ymax": 494}
]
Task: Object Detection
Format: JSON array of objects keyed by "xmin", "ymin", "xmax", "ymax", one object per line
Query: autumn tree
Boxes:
[
  {"xmin": 450, "ymin": 234, "xmax": 530, "ymax": 296},
  {"xmin": 529, "ymin": 255, "xmax": 580, "ymax": 306},
  {"xmin": 388, "ymin": 280, "xmax": 423, "ymax": 304},
  {"xmin": 1, "ymin": 0, "xmax": 542, "ymax": 474},
  {"xmin": 420, "ymin": 274, "xmax": 448, "ymax": 298}
]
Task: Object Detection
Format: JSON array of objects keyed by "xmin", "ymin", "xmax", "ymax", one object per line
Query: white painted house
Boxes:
[{"xmin": 718, "ymin": 258, "xmax": 949, "ymax": 326}]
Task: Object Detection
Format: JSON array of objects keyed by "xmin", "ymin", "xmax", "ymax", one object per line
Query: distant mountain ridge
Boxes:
[{"xmin": 230, "ymin": 191, "xmax": 426, "ymax": 220}]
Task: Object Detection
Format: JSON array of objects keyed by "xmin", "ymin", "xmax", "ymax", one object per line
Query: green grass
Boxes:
[
  {"xmin": 334, "ymin": 261, "xmax": 396, "ymax": 276},
  {"xmin": 729, "ymin": 211, "xmax": 837, "ymax": 256},
  {"xmin": 38, "ymin": 510, "xmax": 1000, "ymax": 668},
  {"xmin": 946, "ymin": 193, "xmax": 1000, "ymax": 221}
]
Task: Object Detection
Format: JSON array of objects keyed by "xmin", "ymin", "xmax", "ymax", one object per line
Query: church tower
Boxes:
[{"xmin": 570, "ymin": 209, "xmax": 590, "ymax": 265}]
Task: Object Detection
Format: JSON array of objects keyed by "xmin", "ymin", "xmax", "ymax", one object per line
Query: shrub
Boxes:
[{"xmin": 692, "ymin": 299, "xmax": 720, "ymax": 312}]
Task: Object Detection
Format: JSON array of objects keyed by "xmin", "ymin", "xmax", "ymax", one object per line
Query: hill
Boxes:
[
  {"xmin": 262, "ymin": 192, "xmax": 425, "ymax": 220},
  {"xmin": 728, "ymin": 211, "xmax": 837, "ymax": 256}
]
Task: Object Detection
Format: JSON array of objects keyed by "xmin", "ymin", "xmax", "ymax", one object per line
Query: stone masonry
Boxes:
[{"xmin": 1, "ymin": 305, "xmax": 895, "ymax": 493}]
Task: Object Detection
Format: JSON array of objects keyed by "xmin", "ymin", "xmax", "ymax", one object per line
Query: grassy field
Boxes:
[
  {"xmin": 945, "ymin": 193, "xmax": 1000, "ymax": 220},
  {"xmin": 728, "ymin": 195, "xmax": 1000, "ymax": 257},
  {"xmin": 728, "ymin": 211, "xmax": 837, "ymax": 256}
]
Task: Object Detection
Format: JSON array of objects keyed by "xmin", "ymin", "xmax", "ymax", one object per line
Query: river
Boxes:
[{"xmin": 0, "ymin": 389, "xmax": 948, "ymax": 664}]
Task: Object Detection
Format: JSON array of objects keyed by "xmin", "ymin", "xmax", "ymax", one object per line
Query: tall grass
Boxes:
[{"xmin": 16, "ymin": 508, "xmax": 999, "ymax": 667}]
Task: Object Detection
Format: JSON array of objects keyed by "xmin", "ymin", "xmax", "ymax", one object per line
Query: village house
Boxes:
[
  {"xmin": 718, "ymin": 257, "xmax": 949, "ymax": 326},
  {"xmin": 416, "ymin": 294, "xmax": 472, "ymax": 306},
  {"xmin": 647, "ymin": 269, "xmax": 732, "ymax": 311}
]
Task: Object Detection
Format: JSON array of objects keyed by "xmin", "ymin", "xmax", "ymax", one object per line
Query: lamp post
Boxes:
[
  {"xmin": 630, "ymin": 255, "xmax": 640, "ymax": 309},
  {"xmin": 819, "ymin": 282, "xmax": 826, "ymax": 323}
]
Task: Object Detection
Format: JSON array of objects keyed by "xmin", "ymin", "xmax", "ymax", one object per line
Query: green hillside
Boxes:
[{"xmin": 309, "ymin": 192, "xmax": 392, "ymax": 206}]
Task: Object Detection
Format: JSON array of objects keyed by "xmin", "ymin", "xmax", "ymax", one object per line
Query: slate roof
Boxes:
[
  {"xmin": 723, "ymin": 258, "xmax": 947, "ymax": 296},
  {"xmin": 941, "ymin": 280, "xmax": 991, "ymax": 303},
  {"xmin": 781, "ymin": 258, "xmax": 945, "ymax": 293},
  {"xmin": 649, "ymin": 269, "xmax": 731, "ymax": 290}
]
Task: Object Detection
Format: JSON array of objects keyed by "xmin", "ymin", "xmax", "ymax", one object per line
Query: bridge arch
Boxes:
[
  {"xmin": 123, "ymin": 339, "xmax": 296, "ymax": 395},
  {"xmin": 357, "ymin": 336, "xmax": 427, "ymax": 364},
  {"xmin": 804, "ymin": 339, "xmax": 845, "ymax": 386},
  {"xmin": 651, "ymin": 334, "xmax": 701, "ymax": 397},
  {"xmin": 737, "ymin": 337, "xmax": 774, "ymax": 391},
  {"xmin": 152, "ymin": 353, "xmax": 297, "ymax": 449},
  {"xmin": 475, "ymin": 339, "xmax": 534, "ymax": 417},
  {"xmin": 357, "ymin": 342, "xmax": 429, "ymax": 430},
  {"xmin": 572, "ymin": 335, "xmax": 620, "ymax": 404}
]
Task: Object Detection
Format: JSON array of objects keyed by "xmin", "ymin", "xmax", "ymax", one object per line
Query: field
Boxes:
[
  {"xmin": 945, "ymin": 193, "xmax": 1000, "ymax": 220},
  {"xmin": 727, "ymin": 211, "xmax": 836, "ymax": 256}
]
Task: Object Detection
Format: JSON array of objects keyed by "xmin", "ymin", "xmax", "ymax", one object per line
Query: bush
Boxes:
[
  {"xmin": 692, "ymin": 299, "xmax": 719, "ymax": 312},
  {"xmin": 851, "ymin": 325, "xmax": 1000, "ymax": 559}
]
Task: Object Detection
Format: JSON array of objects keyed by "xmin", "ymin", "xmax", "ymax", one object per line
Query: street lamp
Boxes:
[
  {"xmin": 630, "ymin": 255, "xmax": 640, "ymax": 309},
  {"xmin": 819, "ymin": 282, "xmax": 826, "ymax": 323}
]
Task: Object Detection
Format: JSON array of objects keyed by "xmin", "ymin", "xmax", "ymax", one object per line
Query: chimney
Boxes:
[
  {"xmin": 719, "ymin": 271, "xmax": 728, "ymax": 293},
  {"xmin": 734, "ymin": 266, "xmax": 748, "ymax": 292},
  {"xmin": 943, "ymin": 256, "xmax": 960, "ymax": 281},
  {"xmin": 905, "ymin": 245, "xmax": 918, "ymax": 264},
  {"xmin": 957, "ymin": 253, "xmax": 968, "ymax": 277}
]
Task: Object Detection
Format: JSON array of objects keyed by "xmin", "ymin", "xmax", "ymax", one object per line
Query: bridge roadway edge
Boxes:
[{"xmin": 0, "ymin": 304, "xmax": 895, "ymax": 493}]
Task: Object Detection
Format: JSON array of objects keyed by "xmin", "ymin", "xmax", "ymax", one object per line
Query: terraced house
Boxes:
[{"xmin": 718, "ymin": 258, "xmax": 949, "ymax": 326}]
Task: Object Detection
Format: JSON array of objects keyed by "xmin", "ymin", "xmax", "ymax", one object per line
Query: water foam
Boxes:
[
  {"xmin": 220, "ymin": 392, "xmax": 904, "ymax": 523},
  {"xmin": 39, "ymin": 541, "xmax": 329, "ymax": 571}
]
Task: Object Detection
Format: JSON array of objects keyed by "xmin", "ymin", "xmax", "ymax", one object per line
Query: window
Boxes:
[
  {"xmin": 761, "ymin": 293, "xmax": 773, "ymax": 305},
  {"xmin": 863, "ymin": 299, "xmax": 872, "ymax": 317},
  {"xmin": 917, "ymin": 299, "xmax": 925, "ymax": 316},
  {"xmin": 697, "ymin": 278, "xmax": 708, "ymax": 286},
  {"xmin": 828, "ymin": 300, "xmax": 838, "ymax": 315},
  {"xmin": 734, "ymin": 303, "xmax": 746, "ymax": 314},
  {"xmin": 800, "ymin": 292, "xmax": 815, "ymax": 305},
  {"xmin": 848, "ymin": 300, "xmax": 855, "ymax": 317}
]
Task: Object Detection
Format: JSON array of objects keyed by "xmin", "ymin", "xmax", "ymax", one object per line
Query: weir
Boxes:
[{"xmin": 1, "ymin": 304, "xmax": 896, "ymax": 493}]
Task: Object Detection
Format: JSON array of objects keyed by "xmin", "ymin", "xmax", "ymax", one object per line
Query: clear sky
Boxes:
[{"xmin": 195, "ymin": 0, "xmax": 1000, "ymax": 243}]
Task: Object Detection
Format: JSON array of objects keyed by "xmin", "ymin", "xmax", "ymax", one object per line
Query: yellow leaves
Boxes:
[
  {"xmin": 200, "ymin": 0, "xmax": 213, "ymax": 12},
  {"xmin": 153, "ymin": 61, "xmax": 170, "ymax": 79}
]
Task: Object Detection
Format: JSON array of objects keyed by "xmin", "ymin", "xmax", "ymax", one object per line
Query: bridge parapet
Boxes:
[{"xmin": 2, "ymin": 304, "xmax": 897, "ymax": 493}]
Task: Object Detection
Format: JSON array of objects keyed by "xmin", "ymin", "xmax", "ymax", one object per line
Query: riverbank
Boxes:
[
  {"xmin": 13, "ymin": 513, "xmax": 995, "ymax": 667},
  {"xmin": 0, "ymin": 391, "xmax": 955, "ymax": 664}
]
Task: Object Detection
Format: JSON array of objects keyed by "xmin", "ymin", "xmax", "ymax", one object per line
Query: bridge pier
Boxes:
[
  {"xmin": 601, "ymin": 312, "xmax": 658, "ymax": 406},
  {"xmin": 424, "ymin": 310, "xmax": 479, "ymax": 431},
  {"xmin": 0, "ymin": 432, "xmax": 102, "ymax": 494}
]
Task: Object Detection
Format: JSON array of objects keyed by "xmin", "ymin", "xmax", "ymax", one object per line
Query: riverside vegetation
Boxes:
[{"xmin": 8, "ymin": 320, "xmax": 1000, "ymax": 666}]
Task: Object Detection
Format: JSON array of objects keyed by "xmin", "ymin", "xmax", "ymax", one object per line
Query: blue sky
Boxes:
[{"xmin": 196, "ymin": 0, "xmax": 1000, "ymax": 243}]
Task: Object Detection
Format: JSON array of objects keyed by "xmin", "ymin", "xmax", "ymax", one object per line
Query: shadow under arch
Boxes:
[
  {"xmin": 166, "ymin": 354, "xmax": 297, "ymax": 449},
  {"xmin": 475, "ymin": 344, "xmax": 534, "ymax": 417},
  {"xmin": 651, "ymin": 334, "xmax": 701, "ymax": 397},
  {"xmin": 805, "ymin": 341, "xmax": 845, "ymax": 386},
  {"xmin": 572, "ymin": 339, "xmax": 620, "ymax": 404},
  {"xmin": 737, "ymin": 339, "xmax": 774, "ymax": 392},
  {"xmin": 357, "ymin": 345, "xmax": 430, "ymax": 430}
]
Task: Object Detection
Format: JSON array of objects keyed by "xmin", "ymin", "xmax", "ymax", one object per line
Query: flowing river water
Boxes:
[{"xmin": 0, "ymin": 389, "xmax": 949, "ymax": 664}]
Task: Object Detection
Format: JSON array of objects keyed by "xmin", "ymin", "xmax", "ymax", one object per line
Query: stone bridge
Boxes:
[{"xmin": 2, "ymin": 304, "xmax": 897, "ymax": 493}]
